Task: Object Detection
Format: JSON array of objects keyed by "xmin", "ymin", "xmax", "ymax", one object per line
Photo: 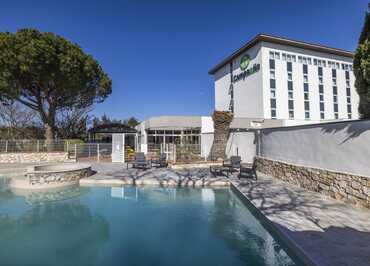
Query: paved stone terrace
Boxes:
[
  {"xmin": 80, "ymin": 163, "xmax": 231, "ymax": 187},
  {"xmin": 233, "ymin": 173, "xmax": 370, "ymax": 266}
]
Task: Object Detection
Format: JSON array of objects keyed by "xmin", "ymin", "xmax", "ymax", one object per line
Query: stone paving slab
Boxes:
[
  {"xmin": 233, "ymin": 173, "xmax": 370, "ymax": 266},
  {"xmin": 80, "ymin": 163, "xmax": 230, "ymax": 187}
]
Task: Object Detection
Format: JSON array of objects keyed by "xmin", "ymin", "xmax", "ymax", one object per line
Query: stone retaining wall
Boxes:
[
  {"xmin": 0, "ymin": 152, "xmax": 71, "ymax": 163},
  {"xmin": 256, "ymin": 157, "xmax": 370, "ymax": 209},
  {"xmin": 27, "ymin": 167, "xmax": 92, "ymax": 186}
]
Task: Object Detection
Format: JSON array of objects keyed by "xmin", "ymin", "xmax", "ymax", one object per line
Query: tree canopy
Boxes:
[
  {"xmin": 354, "ymin": 7, "xmax": 370, "ymax": 118},
  {"xmin": 0, "ymin": 28, "xmax": 112, "ymax": 140}
]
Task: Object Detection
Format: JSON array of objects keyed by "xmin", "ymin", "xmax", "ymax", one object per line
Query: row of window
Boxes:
[
  {"xmin": 269, "ymin": 50, "xmax": 353, "ymax": 70},
  {"xmin": 269, "ymin": 59, "xmax": 352, "ymax": 120}
]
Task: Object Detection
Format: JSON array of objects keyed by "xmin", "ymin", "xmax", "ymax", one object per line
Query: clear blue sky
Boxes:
[{"xmin": 0, "ymin": 0, "xmax": 368, "ymax": 121}]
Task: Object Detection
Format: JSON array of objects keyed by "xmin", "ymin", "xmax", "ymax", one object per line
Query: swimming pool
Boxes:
[{"xmin": 0, "ymin": 181, "xmax": 299, "ymax": 266}]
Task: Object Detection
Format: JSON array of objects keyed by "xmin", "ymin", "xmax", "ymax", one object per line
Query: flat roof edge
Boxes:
[{"xmin": 208, "ymin": 34, "xmax": 354, "ymax": 75}]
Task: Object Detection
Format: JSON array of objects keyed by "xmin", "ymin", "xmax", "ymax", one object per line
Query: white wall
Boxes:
[
  {"xmin": 201, "ymin": 133, "xmax": 214, "ymax": 158},
  {"xmin": 226, "ymin": 131, "xmax": 256, "ymax": 163},
  {"xmin": 213, "ymin": 43, "xmax": 264, "ymax": 118},
  {"xmin": 261, "ymin": 42, "xmax": 358, "ymax": 121},
  {"xmin": 260, "ymin": 120, "xmax": 370, "ymax": 177}
]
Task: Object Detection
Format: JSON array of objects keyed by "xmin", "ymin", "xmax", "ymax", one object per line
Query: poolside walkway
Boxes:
[
  {"xmin": 233, "ymin": 173, "xmax": 370, "ymax": 266},
  {"xmin": 80, "ymin": 162, "xmax": 231, "ymax": 187}
]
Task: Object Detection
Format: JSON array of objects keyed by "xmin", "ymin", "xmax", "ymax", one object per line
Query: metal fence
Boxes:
[
  {"xmin": 0, "ymin": 140, "xmax": 114, "ymax": 162},
  {"xmin": 147, "ymin": 143, "xmax": 203, "ymax": 163}
]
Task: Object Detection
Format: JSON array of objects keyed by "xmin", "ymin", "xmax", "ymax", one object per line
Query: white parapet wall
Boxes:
[{"xmin": 260, "ymin": 119, "xmax": 370, "ymax": 178}]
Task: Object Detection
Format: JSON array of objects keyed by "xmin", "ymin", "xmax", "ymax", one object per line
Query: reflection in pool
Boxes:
[{"xmin": 0, "ymin": 181, "xmax": 299, "ymax": 266}]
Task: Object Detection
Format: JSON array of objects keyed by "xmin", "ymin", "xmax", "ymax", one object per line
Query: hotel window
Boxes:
[
  {"xmin": 270, "ymin": 59, "xmax": 277, "ymax": 119},
  {"xmin": 287, "ymin": 54, "xmax": 291, "ymax": 62},
  {"xmin": 313, "ymin": 59, "xmax": 317, "ymax": 65},
  {"xmin": 292, "ymin": 55, "xmax": 296, "ymax": 62},
  {"xmin": 298, "ymin": 56, "xmax": 302, "ymax": 63},
  {"xmin": 282, "ymin": 53, "xmax": 286, "ymax": 61},
  {"xmin": 269, "ymin": 51, "xmax": 274, "ymax": 59},
  {"xmin": 287, "ymin": 62, "xmax": 294, "ymax": 119},
  {"xmin": 275, "ymin": 52, "xmax": 280, "ymax": 59},
  {"xmin": 318, "ymin": 67, "xmax": 325, "ymax": 119},
  {"xmin": 303, "ymin": 57, "xmax": 307, "ymax": 64},
  {"xmin": 345, "ymin": 71, "xmax": 352, "ymax": 118},
  {"xmin": 303, "ymin": 64, "xmax": 310, "ymax": 119},
  {"xmin": 333, "ymin": 69, "xmax": 339, "ymax": 119},
  {"xmin": 269, "ymin": 59, "xmax": 275, "ymax": 69},
  {"xmin": 307, "ymin": 58, "xmax": 312, "ymax": 65}
]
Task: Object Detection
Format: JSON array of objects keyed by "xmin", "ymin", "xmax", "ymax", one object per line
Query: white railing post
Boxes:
[
  {"xmin": 66, "ymin": 141, "xmax": 69, "ymax": 154},
  {"xmin": 97, "ymin": 143, "xmax": 100, "ymax": 162},
  {"xmin": 36, "ymin": 140, "xmax": 40, "ymax": 153},
  {"xmin": 74, "ymin": 144, "xmax": 77, "ymax": 161},
  {"xmin": 5, "ymin": 141, "xmax": 8, "ymax": 153}
]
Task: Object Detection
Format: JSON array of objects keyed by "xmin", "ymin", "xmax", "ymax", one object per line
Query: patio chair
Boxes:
[
  {"xmin": 210, "ymin": 155, "xmax": 242, "ymax": 178},
  {"xmin": 151, "ymin": 153, "xmax": 168, "ymax": 168},
  {"xmin": 222, "ymin": 156, "xmax": 242, "ymax": 175},
  {"xmin": 239, "ymin": 159, "xmax": 257, "ymax": 180},
  {"xmin": 127, "ymin": 152, "xmax": 151, "ymax": 170}
]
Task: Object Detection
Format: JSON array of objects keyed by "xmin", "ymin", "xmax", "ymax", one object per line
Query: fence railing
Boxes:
[{"xmin": 0, "ymin": 140, "xmax": 66, "ymax": 153}]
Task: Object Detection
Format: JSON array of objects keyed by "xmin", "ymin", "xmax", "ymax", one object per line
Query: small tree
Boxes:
[
  {"xmin": 354, "ymin": 6, "xmax": 370, "ymax": 118},
  {"xmin": 0, "ymin": 29, "xmax": 112, "ymax": 141}
]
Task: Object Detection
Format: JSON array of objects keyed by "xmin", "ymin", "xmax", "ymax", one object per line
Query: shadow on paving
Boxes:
[{"xmin": 237, "ymin": 178, "xmax": 370, "ymax": 266}]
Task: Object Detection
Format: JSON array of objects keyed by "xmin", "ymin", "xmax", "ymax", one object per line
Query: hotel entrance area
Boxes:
[{"xmin": 137, "ymin": 116, "xmax": 210, "ymax": 162}]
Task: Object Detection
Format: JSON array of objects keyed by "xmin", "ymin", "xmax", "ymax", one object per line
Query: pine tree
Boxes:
[{"xmin": 354, "ymin": 5, "xmax": 370, "ymax": 118}]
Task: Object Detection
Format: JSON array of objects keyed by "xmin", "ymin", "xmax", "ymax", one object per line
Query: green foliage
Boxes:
[
  {"xmin": 0, "ymin": 28, "xmax": 112, "ymax": 139},
  {"xmin": 354, "ymin": 10, "xmax": 370, "ymax": 118}
]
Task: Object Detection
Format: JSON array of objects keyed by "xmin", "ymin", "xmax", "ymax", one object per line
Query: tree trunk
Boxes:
[
  {"xmin": 44, "ymin": 123, "xmax": 55, "ymax": 152},
  {"xmin": 208, "ymin": 111, "xmax": 233, "ymax": 161}
]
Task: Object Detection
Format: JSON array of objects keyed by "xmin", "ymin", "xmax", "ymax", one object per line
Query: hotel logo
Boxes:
[{"xmin": 240, "ymin": 54, "xmax": 250, "ymax": 71}]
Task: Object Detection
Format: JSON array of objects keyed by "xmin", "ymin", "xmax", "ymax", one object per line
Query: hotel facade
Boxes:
[{"xmin": 209, "ymin": 34, "xmax": 359, "ymax": 127}]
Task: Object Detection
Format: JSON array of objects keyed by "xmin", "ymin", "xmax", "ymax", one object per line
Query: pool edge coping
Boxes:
[{"xmin": 230, "ymin": 181, "xmax": 317, "ymax": 266}]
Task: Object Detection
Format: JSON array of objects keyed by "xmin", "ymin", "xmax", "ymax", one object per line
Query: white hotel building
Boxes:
[{"xmin": 209, "ymin": 34, "xmax": 359, "ymax": 127}]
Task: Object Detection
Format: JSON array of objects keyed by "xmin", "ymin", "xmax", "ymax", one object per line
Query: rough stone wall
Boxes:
[
  {"xmin": 256, "ymin": 157, "xmax": 370, "ymax": 209},
  {"xmin": 27, "ymin": 168, "xmax": 91, "ymax": 186},
  {"xmin": 0, "ymin": 152, "xmax": 72, "ymax": 163}
]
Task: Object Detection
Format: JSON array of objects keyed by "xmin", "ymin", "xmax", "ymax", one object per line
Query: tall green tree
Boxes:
[
  {"xmin": 354, "ymin": 6, "xmax": 370, "ymax": 118},
  {"xmin": 0, "ymin": 29, "xmax": 112, "ymax": 141}
]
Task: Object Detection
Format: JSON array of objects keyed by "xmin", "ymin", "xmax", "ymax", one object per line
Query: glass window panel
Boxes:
[
  {"xmin": 305, "ymin": 112, "xmax": 310, "ymax": 119},
  {"xmin": 320, "ymin": 102, "xmax": 324, "ymax": 111},
  {"xmin": 303, "ymin": 64, "xmax": 308, "ymax": 74},
  {"xmin": 270, "ymin": 98, "xmax": 276, "ymax": 108},
  {"xmin": 270, "ymin": 79, "xmax": 276, "ymax": 88},
  {"xmin": 304, "ymin": 83, "xmax": 309, "ymax": 92},
  {"xmin": 334, "ymin": 104, "xmax": 338, "ymax": 112},
  {"xmin": 269, "ymin": 59, "xmax": 275, "ymax": 69},
  {"xmin": 319, "ymin": 84, "xmax": 324, "ymax": 93},
  {"xmin": 320, "ymin": 94, "xmax": 324, "ymax": 101},
  {"xmin": 288, "ymin": 81, "xmax": 293, "ymax": 91},
  {"xmin": 318, "ymin": 67, "xmax": 323, "ymax": 76},
  {"xmin": 287, "ymin": 62, "xmax": 292, "ymax": 72},
  {"xmin": 304, "ymin": 101, "xmax": 310, "ymax": 110},
  {"xmin": 288, "ymin": 72, "xmax": 292, "ymax": 81},
  {"xmin": 271, "ymin": 109, "xmax": 276, "ymax": 118},
  {"xmin": 288, "ymin": 100, "xmax": 294, "ymax": 109},
  {"xmin": 320, "ymin": 112, "xmax": 325, "ymax": 119},
  {"xmin": 333, "ymin": 86, "xmax": 338, "ymax": 95},
  {"xmin": 269, "ymin": 51, "xmax": 274, "ymax": 59}
]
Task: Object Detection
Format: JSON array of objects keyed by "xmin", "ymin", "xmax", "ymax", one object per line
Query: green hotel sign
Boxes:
[
  {"xmin": 233, "ymin": 54, "xmax": 260, "ymax": 83},
  {"xmin": 240, "ymin": 54, "xmax": 250, "ymax": 70}
]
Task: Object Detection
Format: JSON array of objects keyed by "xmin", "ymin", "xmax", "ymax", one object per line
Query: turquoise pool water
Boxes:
[{"xmin": 0, "ymin": 181, "xmax": 298, "ymax": 266}]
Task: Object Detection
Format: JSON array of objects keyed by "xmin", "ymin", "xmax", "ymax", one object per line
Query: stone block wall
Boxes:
[
  {"xmin": 0, "ymin": 152, "xmax": 72, "ymax": 163},
  {"xmin": 27, "ymin": 167, "xmax": 92, "ymax": 186},
  {"xmin": 256, "ymin": 157, "xmax": 370, "ymax": 209}
]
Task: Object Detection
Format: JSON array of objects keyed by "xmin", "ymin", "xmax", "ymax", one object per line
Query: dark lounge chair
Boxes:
[
  {"xmin": 210, "ymin": 155, "xmax": 242, "ymax": 178},
  {"xmin": 222, "ymin": 156, "xmax": 242, "ymax": 174},
  {"xmin": 151, "ymin": 153, "xmax": 168, "ymax": 168},
  {"xmin": 127, "ymin": 152, "xmax": 151, "ymax": 170},
  {"xmin": 239, "ymin": 159, "xmax": 257, "ymax": 180}
]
